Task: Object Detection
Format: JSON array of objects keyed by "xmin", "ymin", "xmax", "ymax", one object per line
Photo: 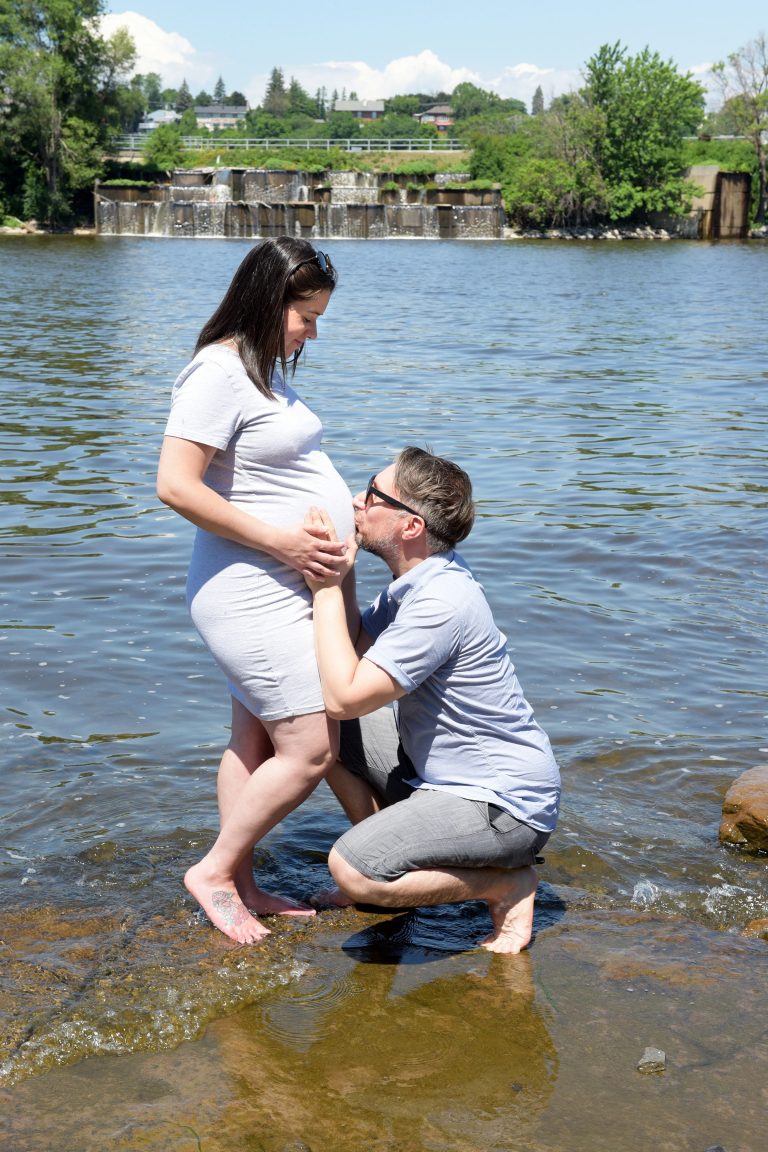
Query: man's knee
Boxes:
[{"xmin": 328, "ymin": 846, "xmax": 380, "ymax": 902}]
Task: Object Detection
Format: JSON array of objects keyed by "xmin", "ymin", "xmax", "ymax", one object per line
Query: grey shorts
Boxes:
[{"xmin": 334, "ymin": 710, "xmax": 550, "ymax": 884}]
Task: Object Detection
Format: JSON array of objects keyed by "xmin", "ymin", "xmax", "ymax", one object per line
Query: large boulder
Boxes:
[{"xmin": 719, "ymin": 765, "xmax": 768, "ymax": 853}]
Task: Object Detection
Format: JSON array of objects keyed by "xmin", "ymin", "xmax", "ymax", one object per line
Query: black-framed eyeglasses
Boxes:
[
  {"xmin": 365, "ymin": 475, "xmax": 428, "ymax": 529},
  {"xmin": 293, "ymin": 249, "xmax": 335, "ymax": 279}
]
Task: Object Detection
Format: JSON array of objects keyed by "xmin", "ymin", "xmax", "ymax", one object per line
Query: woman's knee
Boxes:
[{"xmin": 269, "ymin": 712, "xmax": 338, "ymax": 778}]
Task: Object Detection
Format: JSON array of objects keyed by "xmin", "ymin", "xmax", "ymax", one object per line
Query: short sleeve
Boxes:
[
  {"xmin": 361, "ymin": 592, "xmax": 390, "ymax": 641},
  {"xmin": 364, "ymin": 595, "xmax": 461, "ymax": 692},
  {"xmin": 164, "ymin": 358, "xmax": 244, "ymax": 450}
]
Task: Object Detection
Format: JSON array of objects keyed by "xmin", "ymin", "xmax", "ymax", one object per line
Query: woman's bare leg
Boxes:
[
  {"xmin": 215, "ymin": 699, "xmax": 274, "ymax": 909},
  {"xmin": 311, "ymin": 759, "xmax": 385, "ymax": 908},
  {"xmin": 215, "ymin": 700, "xmax": 317, "ymax": 915},
  {"xmin": 185, "ymin": 709, "xmax": 337, "ymax": 944}
]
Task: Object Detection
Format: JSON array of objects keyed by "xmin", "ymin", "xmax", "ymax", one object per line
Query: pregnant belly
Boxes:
[{"xmin": 224, "ymin": 481, "xmax": 354, "ymax": 542}]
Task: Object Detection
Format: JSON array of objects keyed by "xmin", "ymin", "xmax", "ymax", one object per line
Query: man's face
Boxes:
[{"xmin": 353, "ymin": 464, "xmax": 405, "ymax": 560}]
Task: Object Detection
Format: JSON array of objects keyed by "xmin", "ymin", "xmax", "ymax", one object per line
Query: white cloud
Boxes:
[
  {"xmin": 101, "ymin": 15, "xmax": 579, "ymax": 114},
  {"xmin": 245, "ymin": 50, "xmax": 579, "ymax": 112},
  {"xmin": 249, "ymin": 49, "xmax": 480, "ymax": 107},
  {"xmin": 100, "ymin": 12, "xmax": 212, "ymax": 88},
  {"xmin": 490, "ymin": 62, "xmax": 582, "ymax": 107}
]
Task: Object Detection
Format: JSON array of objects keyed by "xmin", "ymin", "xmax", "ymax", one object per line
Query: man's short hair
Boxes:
[{"xmin": 394, "ymin": 446, "xmax": 475, "ymax": 552}]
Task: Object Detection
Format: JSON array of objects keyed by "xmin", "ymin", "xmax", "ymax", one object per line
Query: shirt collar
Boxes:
[{"xmin": 386, "ymin": 550, "xmax": 459, "ymax": 605}]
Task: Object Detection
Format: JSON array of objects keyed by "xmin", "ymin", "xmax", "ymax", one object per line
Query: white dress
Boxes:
[{"xmin": 164, "ymin": 344, "xmax": 354, "ymax": 720}]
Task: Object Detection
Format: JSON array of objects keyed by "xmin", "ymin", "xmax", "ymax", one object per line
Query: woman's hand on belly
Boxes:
[{"xmin": 268, "ymin": 521, "xmax": 349, "ymax": 580}]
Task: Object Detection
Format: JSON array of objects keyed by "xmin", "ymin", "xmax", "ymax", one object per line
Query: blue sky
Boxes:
[{"xmin": 102, "ymin": 2, "xmax": 766, "ymax": 111}]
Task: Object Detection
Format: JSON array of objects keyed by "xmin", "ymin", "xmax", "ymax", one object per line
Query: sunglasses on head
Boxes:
[
  {"xmin": 293, "ymin": 249, "xmax": 335, "ymax": 278},
  {"xmin": 365, "ymin": 475, "xmax": 428, "ymax": 529}
]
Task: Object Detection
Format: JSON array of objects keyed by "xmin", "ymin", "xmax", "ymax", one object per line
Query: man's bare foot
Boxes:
[
  {"xmin": 309, "ymin": 885, "xmax": 355, "ymax": 909},
  {"xmin": 479, "ymin": 866, "xmax": 538, "ymax": 954},
  {"xmin": 185, "ymin": 862, "xmax": 271, "ymax": 944}
]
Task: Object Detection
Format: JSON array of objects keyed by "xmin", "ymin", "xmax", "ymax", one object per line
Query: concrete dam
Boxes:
[{"xmin": 94, "ymin": 168, "xmax": 505, "ymax": 240}]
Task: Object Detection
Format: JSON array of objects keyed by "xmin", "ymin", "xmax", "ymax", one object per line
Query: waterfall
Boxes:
[{"xmin": 95, "ymin": 168, "xmax": 504, "ymax": 240}]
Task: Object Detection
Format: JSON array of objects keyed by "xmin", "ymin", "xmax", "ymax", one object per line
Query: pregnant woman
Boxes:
[{"xmin": 157, "ymin": 238, "xmax": 353, "ymax": 943}]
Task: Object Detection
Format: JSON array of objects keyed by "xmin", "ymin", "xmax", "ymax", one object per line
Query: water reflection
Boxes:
[{"xmin": 245, "ymin": 943, "xmax": 557, "ymax": 1150}]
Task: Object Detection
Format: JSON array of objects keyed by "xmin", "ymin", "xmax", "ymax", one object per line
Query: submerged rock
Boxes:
[
  {"xmin": 719, "ymin": 765, "xmax": 768, "ymax": 853},
  {"xmin": 637, "ymin": 1046, "xmax": 666, "ymax": 1073},
  {"xmin": 743, "ymin": 918, "xmax": 768, "ymax": 940}
]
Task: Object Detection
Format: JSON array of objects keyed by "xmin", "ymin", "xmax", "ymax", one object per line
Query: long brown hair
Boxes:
[{"xmin": 194, "ymin": 237, "xmax": 337, "ymax": 398}]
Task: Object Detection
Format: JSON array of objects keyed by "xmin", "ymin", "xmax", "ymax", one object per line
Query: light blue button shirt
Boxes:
[{"xmin": 362, "ymin": 551, "xmax": 560, "ymax": 832}]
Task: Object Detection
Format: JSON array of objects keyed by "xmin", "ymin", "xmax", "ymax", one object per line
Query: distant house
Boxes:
[
  {"xmin": 334, "ymin": 99, "xmax": 385, "ymax": 121},
  {"xmin": 194, "ymin": 105, "xmax": 249, "ymax": 131},
  {"xmin": 137, "ymin": 108, "xmax": 180, "ymax": 133},
  {"xmin": 414, "ymin": 104, "xmax": 454, "ymax": 132}
]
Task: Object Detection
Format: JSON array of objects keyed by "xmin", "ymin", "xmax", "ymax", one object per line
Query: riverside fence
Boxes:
[{"xmin": 112, "ymin": 136, "xmax": 466, "ymax": 157}]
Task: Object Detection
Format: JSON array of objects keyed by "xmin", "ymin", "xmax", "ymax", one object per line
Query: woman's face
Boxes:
[{"xmin": 283, "ymin": 289, "xmax": 332, "ymax": 358}]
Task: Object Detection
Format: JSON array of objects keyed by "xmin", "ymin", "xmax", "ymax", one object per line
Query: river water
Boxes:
[{"xmin": 1, "ymin": 235, "xmax": 766, "ymax": 1152}]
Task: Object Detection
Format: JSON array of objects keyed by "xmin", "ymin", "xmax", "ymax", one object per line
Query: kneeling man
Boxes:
[{"xmin": 307, "ymin": 447, "xmax": 560, "ymax": 953}]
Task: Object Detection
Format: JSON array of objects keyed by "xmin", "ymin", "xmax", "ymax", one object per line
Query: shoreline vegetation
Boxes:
[{"xmin": 2, "ymin": 4, "xmax": 766, "ymax": 234}]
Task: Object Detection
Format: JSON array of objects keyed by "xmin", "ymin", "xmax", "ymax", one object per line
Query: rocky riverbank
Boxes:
[
  {"xmin": 505, "ymin": 223, "xmax": 768, "ymax": 241},
  {"xmin": 1, "ymin": 881, "xmax": 767, "ymax": 1152}
]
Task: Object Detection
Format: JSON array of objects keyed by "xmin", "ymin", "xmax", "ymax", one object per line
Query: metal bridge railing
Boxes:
[{"xmin": 111, "ymin": 136, "xmax": 465, "ymax": 154}]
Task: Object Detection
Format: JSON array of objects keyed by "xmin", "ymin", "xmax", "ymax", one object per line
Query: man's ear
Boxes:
[{"xmin": 402, "ymin": 515, "xmax": 427, "ymax": 541}]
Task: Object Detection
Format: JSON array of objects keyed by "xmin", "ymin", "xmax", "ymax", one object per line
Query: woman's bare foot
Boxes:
[
  {"xmin": 248, "ymin": 889, "xmax": 317, "ymax": 918},
  {"xmin": 234, "ymin": 865, "xmax": 315, "ymax": 917},
  {"xmin": 185, "ymin": 861, "xmax": 271, "ymax": 944},
  {"xmin": 309, "ymin": 885, "xmax": 355, "ymax": 909},
  {"xmin": 480, "ymin": 866, "xmax": 538, "ymax": 954}
]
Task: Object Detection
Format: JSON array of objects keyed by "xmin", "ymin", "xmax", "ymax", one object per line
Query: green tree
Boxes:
[
  {"xmin": 470, "ymin": 132, "xmax": 532, "ymax": 181},
  {"xmin": 503, "ymin": 157, "xmax": 580, "ymax": 228},
  {"xmin": 452, "ymin": 81, "xmax": 499, "ymax": 119},
  {"xmin": 143, "ymin": 122, "xmax": 183, "ymax": 169},
  {"xmin": 713, "ymin": 34, "xmax": 768, "ymax": 222},
  {"xmin": 227, "ymin": 89, "xmax": 247, "ymax": 107},
  {"xmin": 325, "ymin": 110, "xmax": 362, "ymax": 139},
  {"xmin": 583, "ymin": 42, "xmax": 705, "ymax": 219},
  {"xmin": 385, "ymin": 94, "xmax": 420, "ymax": 116},
  {"xmin": 531, "ymin": 85, "xmax": 544, "ymax": 115},
  {"xmin": 469, "ymin": 95, "xmax": 609, "ymax": 228},
  {"xmin": 454, "ymin": 108, "xmax": 527, "ymax": 145},
  {"xmin": 451, "ymin": 83, "xmax": 524, "ymax": 122},
  {"xmin": 0, "ymin": 0, "xmax": 136, "ymax": 225},
  {"xmin": 287, "ymin": 76, "xmax": 316, "ymax": 117},
  {"xmin": 194, "ymin": 89, "xmax": 213, "ymax": 106},
  {"xmin": 137, "ymin": 71, "xmax": 163, "ymax": 111},
  {"xmin": 114, "ymin": 73, "xmax": 148, "ymax": 132},
  {"xmin": 178, "ymin": 108, "xmax": 198, "ymax": 134},
  {"xmin": 367, "ymin": 112, "xmax": 428, "ymax": 138},
  {"xmin": 176, "ymin": 78, "xmax": 193, "ymax": 112},
  {"xmin": 263, "ymin": 66, "xmax": 289, "ymax": 115},
  {"xmin": 243, "ymin": 109, "xmax": 289, "ymax": 138},
  {"xmin": 214, "ymin": 75, "xmax": 226, "ymax": 102}
]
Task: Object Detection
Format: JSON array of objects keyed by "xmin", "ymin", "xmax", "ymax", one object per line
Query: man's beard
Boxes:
[{"xmin": 356, "ymin": 527, "xmax": 395, "ymax": 563}]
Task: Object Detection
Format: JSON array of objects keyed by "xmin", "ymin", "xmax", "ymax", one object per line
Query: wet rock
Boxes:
[
  {"xmin": 743, "ymin": 918, "xmax": 768, "ymax": 941},
  {"xmin": 637, "ymin": 1046, "xmax": 666, "ymax": 1073},
  {"xmin": 719, "ymin": 764, "xmax": 768, "ymax": 853}
]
